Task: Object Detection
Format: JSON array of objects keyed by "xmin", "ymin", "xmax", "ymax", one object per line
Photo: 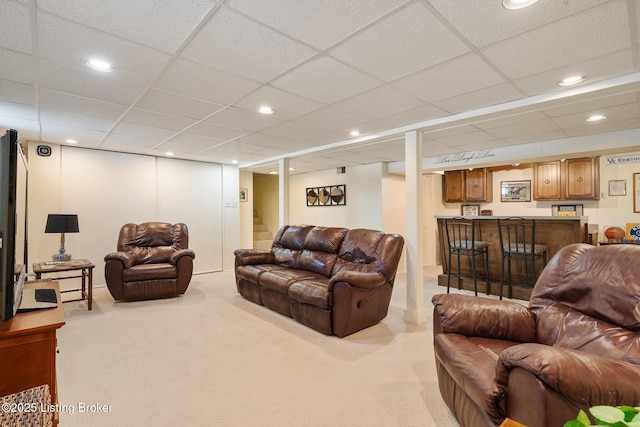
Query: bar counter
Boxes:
[{"xmin": 435, "ymin": 216, "xmax": 589, "ymax": 299}]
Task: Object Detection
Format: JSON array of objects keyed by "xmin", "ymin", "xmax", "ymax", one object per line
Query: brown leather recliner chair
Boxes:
[
  {"xmin": 104, "ymin": 222, "xmax": 196, "ymax": 301},
  {"xmin": 432, "ymin": 243, "xmax": 640, "ymax": 427}
]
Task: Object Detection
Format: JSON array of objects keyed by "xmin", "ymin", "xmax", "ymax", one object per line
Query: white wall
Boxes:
[
  {"xmin": 290, "ymin": 163, "xmax": 384, "ymax": 229},
  {"xmin": 27, "ymin": 144, "xmax": 238, "ymax": 289},
  {"xmin": 239, "ymin": 171, "xmax": 254, "ymax": 249}
]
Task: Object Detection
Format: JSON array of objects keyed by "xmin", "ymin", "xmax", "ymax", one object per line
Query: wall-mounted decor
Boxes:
[
  {"xmin": 239, "ymin": 187, "xmax": 248, "ymax": 202},
  {"xmin": 500, "ymin": 180, "xmax": 531, "ymax": 202},
  {"xmin": 634, "ymin": 173, "xmax": 640, "ymax": 213},
  {"xmin": 306, "ymin": 184, "xmax": 346, "ymax": 206},
  {"xmin": 461, "ymin": 204, "xmax": 480, "ymax": 216},
  {"xmin": 551, "ymin": 204, "xmax": 583, "ymax": 217},
  {"xmin": 608, "ymin": 179, "xmax": 626, "ymax": 196}
]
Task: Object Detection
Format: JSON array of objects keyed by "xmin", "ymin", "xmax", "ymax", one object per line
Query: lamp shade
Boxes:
[{"xmin": 45, "ymin": 214, "xmax": 79, "ymax": 233}]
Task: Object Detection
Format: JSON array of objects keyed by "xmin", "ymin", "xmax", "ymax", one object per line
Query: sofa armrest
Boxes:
[
  {"xmin": 432, "ymin": 294, "xmax": 536, "ymax": 342},
  {"xmin": 496, "ymin": 343, "xmax": 640, "ymax": 405},
  {"xmin": 104, "ymin": 251, "xmax": 136, "ymax": 268},
  {"xmin": 329, "ymin": 271, "xmax": 386, "ymax": 289},
  {"xmin": 234, "ymin": 249, "xmax": 274, "ymax": 266},
  {"xmin": 169, "ymin": 248, "xmax": 196, "ymax": 265}
]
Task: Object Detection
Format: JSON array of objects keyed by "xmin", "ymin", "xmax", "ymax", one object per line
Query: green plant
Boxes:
[{"xmin": 564, "ymin": 405, "xmax": 640, "ymax": 427}]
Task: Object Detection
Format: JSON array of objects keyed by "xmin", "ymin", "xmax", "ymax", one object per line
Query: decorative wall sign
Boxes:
[
  {"xmin": 551, "ymin": 204, "xmax": 583, "ymax": 217},
  {"xmin": 306, "ymin": 184, "xmax": 346, "ymax": 206}
]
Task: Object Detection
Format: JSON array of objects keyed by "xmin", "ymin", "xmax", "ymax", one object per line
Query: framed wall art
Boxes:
[
  {"xmin": 608, "ymin": 179, "xmax": 626, "ymax": 196},
  {"xmin": 306, "ymin": 184, "xmax": 346, "ymax": 206},
  {"xmin": 634, "ymin": 173, "xmax": 640, "ymax": 213},
  {"xmin": 551, "ymin": 204, "xmax": 583, "ymax": 217},
  {"xmin": 500, "ymin": 180, "xmax": 531, "ymax": 202},
  {"xmin": 239, "ymin": 188, "xmax": 248, "ymax": 202},
  {"xmin": 461, "ymin": 204, "xmax": 480, "ymax": 216}
]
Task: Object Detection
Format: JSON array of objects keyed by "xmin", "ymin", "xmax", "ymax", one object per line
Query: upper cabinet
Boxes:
[
  {"xmin": 533, "ymin": 157, "xmax": 600, "ymax": 200},
  {"xmin": 444, "ymin": 169, "xmax": 492, "ymax": 203}
]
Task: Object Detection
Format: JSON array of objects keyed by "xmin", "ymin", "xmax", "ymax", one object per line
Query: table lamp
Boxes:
[{"xmin": 45, "ymin": 214, "xmax": 79, "ymax": 261}]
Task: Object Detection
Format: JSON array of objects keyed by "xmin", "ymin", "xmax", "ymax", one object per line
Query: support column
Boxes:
[
  {"xmin": 278, "ymin": 158, "xmax": 290, "ymax": 227},
  {"xmin": 404, "ymin": 130, "xmax": 427, "ymax": 325}
]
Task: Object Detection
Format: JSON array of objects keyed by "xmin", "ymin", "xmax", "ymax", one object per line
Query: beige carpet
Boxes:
[{"xmin": 56, "ymin": 266, "xmax": 475, "ymax": 427}]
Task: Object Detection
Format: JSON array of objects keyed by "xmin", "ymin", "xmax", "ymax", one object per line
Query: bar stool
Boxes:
[
  {"xmin": 444, "ymin": 217, "xmax": 490, "ymax": 296},
  {"xmin": 497, "ymin": 217, "xmax": 548, "ymax": 299}
]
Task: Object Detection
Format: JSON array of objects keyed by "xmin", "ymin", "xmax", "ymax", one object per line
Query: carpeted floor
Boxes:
[{"xmin": 56, "ymin": 266, "xmax": 482, "ymax": 426}]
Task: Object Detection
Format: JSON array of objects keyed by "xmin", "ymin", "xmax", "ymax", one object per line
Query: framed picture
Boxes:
[
  {"xmin": 609, "ymin": 179, "xmax": 626, "ymax": 196},
  {"xmin": 634, "ymin": 173, "xmax": 640, "ymax": 213},
  {"xmin": 501, "ymin": 180, "xmax": 531, "ymax": 202},
  {"xmin": 461, "ymin": 204, "xmax": 480, "ymax": 216},
  {"xmin": 239, "ymin": 188, "xmax": 248, "ymax": 202},
  {"xmin": 552, "ymin": 204, "xmax": 583, "ymax": 217},
  {"xmin": 306, "ymin": 184, "xmax": 346, "ymax": 206}
]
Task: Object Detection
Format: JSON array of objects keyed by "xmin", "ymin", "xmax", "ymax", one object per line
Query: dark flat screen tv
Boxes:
[{"xmin": 1, "ymin": 129, "xmax": 27, "ymax": 322}]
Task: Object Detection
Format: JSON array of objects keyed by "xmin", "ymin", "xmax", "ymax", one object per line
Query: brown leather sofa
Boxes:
[
  {"xmin": 234, "ymin": 225, "xmax": 404, "ymax": 337},
  {"xmin": 432, "ymin": 243, "xmax": 640, "ymax": 427},
  {"xmin": 104, "ymin": 222, "xmax": 196, "ymax": 301}
]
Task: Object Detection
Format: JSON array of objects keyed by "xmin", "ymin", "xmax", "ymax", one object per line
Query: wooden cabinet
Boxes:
[
  {"xmin": 533, "ymin": 161, "xmax": 562, "ymax": 200},
  {"xmin": 0, "ymin": 282, "xmax": 65, "ymax": 426},
  {"xmin": 444, "ymin": 170, "xmax": 464, "ymax": 203},
  {"xmin": 565, "ymin": 157, "xmax": 599, "ymax": 199},
  {"xmin": 444, "ymin": 169, "xmax": 492, "ymax": 203},
  {"xmin": 533, "ymin": 157, "xmax": 599, "ymax": 200}
]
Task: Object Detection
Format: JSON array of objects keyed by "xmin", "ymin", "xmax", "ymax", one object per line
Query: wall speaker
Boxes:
[{"xmin": 37, "ymin": 145, "xmax": 52, "ymax": 157}]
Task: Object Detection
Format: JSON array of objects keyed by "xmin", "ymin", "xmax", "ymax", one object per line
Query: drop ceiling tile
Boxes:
[
  {"xmin": 392, "ymin": 54, "xmax": 506, "ymax": 103},
  {"xmin": 552, "ymin": 102, "xmax": 640, "ymax": 130},
  {"xmin": 271, "ymin": 56, "xmax": 380, "ymax": 104},
  {"xmin": 0, "ymin": 48, "xmax": 35, "ymax": 84},
  {"xmin": 181, "ymin": 7, "xmax": 316, "ymax": 82},
  {"xmin": 233, "ymin": 86, "xmax": 322, "ymax": 120},
  {"xmin": 232, "ymin": 132, "xmax": 296, "ymax": 149},
  {"xmin": 184, "ymin": 121, "xmax": 248, "ymax": 140},
  {"xmin": 0, "ymin": 1, "xmax": 32, "ymax": 54},
  {"xmin": 0, "ymin": 101, "xmax": 36, "ymax": 120},
  {"xmin": 39, "ymin": 90, "xmax": 127, "ymax": 120},
  {"xmin": 333, "ymin": 85, "xmax": 422, "ymax": 120},
  {"xmin": 211, "ymin": 140, "xmax": 267, "ymax": 154},
  {"xmin": 154, "ymin": 59, "xmax": 261, "ymax": 105},
  {"xmin": 135, "ymin": 89, "xmax": 225, "ymax": 120},
  {"xmin": 109, "ymin": 123, "xmax": 176, "ymax": 143},
  {"xmin": 428, "ymin": 0, "xmax": 607, "ymax": 48},
  {"xmin": 433, "ymin": 83, "xmax": 524, "ymax": 115},
  {"xmin": 432, "ymin": 129, "xmax": 498, "ymax": 147},
  {"xmin": 205, "ymin": 107, "xmax": 283, "ymax": 132},
  {"xmin": 291, "ymin": 106, "xmax": 368, "ymax": 132},
  {"xmin": 121, "ymin": 109, "xmax": 198, "ymax": 132},
  {"xmin": 39, "ymin": 60, "xmax": 145, "ymax": 106},
  {"xmin": 485, "ymin": 118, "xmax": 562, "ymax": 139},
  {"xmin": 513, "ymin": 51, "xmax": 635, "ymax": 97},
  {"xmin": 374, "ymin": 104, "xmax": 448, "ymax": 130},
  {"xmin": 544, "ymin": 92, "xmax": 638, "ymax": 118},
  {"xmin": 329, "ymin": 2, "xmax": 469, "ymax": 81},
  {"xmin": 37, "ymin": 14, "xmax": 172, "ymax": 86},
  {"xmin": 40, "ymin": 109, "xmax": 113, "ymax": 132},
  {"xmin": 36, "ymin": 0, "xmax": 216, "ymax": 53},
  {"xmin": 227, "ymin": 0, "xmax": 409, "ymax": 50},
  {"xmin": 39, "ymin": 123, "xmax": 106, "ymax": 145},
  {"xmin": 0, "ymin": 80, "xmax": 34, "ymax": 105},
  {"xmin": 163, "ymin": 133, "xmax": 226, "ymax": 149},
  {"xmin": 259, "ymin": 121, "xmax": 321, "ymax": 140},
  {"xmin": 99, "ymin": 133, "xmax": 158, "ymax": 151},
  {"xmin": 481, "ymin": 1, "xmax": 629, "ymax": 80},
  {"xmin": 502, "ymin": 130, "xmax": 568, "ymax": 146}
]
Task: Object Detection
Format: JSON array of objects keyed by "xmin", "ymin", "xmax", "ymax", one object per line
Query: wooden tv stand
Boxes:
[{"xmin": 0, "ymin": 281, "xmax": 65, "ymax": 426}]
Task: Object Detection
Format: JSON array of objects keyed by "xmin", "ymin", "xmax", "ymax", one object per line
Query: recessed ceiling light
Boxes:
[
  {"xmin": 289, "ymin": 167, "xmax": 295, "ymax": 171},
  {"xmin": 85, "ymin": 58, "xmax": 116, "ymax": 73},
  {"xmin": 502, "ymin": 0, "xmax": 539, "ymax": 9},
  {"xmin": 268, "ymin": 171, "xmax": 278, "ymax": 175},
  {"xmin": 258, "ymin": 106, "xmax": 274, "ymax": 115},
  {"xmin": 231, "ymin": 159, "xmax": 238, "ymax": 164},
  {"xmin": 559, "ymin": 75, "xmax": 585, "ymax": 86},
  {"xmin": 350, "ymin": 130, "xmax": 360, "ymax": 137},
  {"xmin": 65, "ymin": 139, "xmax": 77, "ymax": 144},
  {"xmin": 165, "ymin": 151, "xmax": 174, "ymax": 156},
  {"xmin": 586, "ymin": 114, "xmax": 606, "ymax": 122}
]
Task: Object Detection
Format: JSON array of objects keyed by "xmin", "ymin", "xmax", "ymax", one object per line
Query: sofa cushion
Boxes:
[
  {"xmin": 236, "ymin": 264, "xmax": 279, "ymax": 283},
  {"xmin": 297, "ymin": 227, "xmax": 347, "ymax": 277},
  {"xmin": 123, "ymin": 263, "xmax": 176, "ymax": 282},
  {"xmin": 259, "ymin": 268, "xmax": 319, "ymax": 295},
  {"xmin": 434, "ymin": 333, "xmax": 520, "ymax": 423},
  {"xmin": 288, "ymin": 277, "xmax": 331, "ymax": 309}
]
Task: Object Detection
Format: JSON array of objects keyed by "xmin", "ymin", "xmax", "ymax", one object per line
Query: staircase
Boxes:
[{"xmin": 253, "ymin": 210, "xmax": 273, "ymax": 249}]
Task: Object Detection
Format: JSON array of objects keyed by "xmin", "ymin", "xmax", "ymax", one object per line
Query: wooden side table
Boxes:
[
  {"xmin": 32, "ymin": 259, "xmax": 95, "ymax": 310},
  {"xmin": 0, "ymin": 281, "xmax": 65, "ymax": 426}
]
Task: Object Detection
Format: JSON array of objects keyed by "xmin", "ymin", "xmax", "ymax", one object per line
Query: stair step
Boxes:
[
  {"xmin": 253, "ymin": 240, "xmax": 272, "ymax": 250},
  {"xmin": 253, "ymin": 231, "xmax": 272, "ymax": 240},
  {"xmin": 253, "ymin": 224, "xmax": 267, "ymax": 232},
  {"xmin": 253, "ymin": 217, "xmax": 263, "ymax": 225}
]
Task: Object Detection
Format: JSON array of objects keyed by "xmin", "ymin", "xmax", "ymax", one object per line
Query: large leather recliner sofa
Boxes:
[
  {"xmin": 432, "ymin": 243, "xmax": 640, "ymax": 427},
  {"xmin": 234, "ymin": 225, "xmax": 404, "ymax": 337}
]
